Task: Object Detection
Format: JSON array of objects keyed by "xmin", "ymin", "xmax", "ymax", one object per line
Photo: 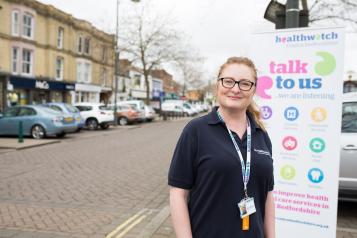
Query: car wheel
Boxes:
[
  {"xmin": 184, "ymin": 112, "xmax": 189, "ymax": 117},
  {"xmin": 56, "ymin": 132, "xmax": 66, "ymax": 138},
  {"xmin": 31, "ymin": 125, "xmax": 46, "ymax": 139},
  {"xmin": 118, "ymin": 117, "xmax": 128, "ymax": 126},
  {"xmin": 86, "ymin": 118, "xmax": 98, "ymax": 130},
  {"xmin": 100, "ymin": 124, "xmax": 110, "ymax": 129}
]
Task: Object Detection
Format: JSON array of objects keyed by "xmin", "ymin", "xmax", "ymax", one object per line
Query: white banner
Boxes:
[{"xmin": 249, "ymin": 27, "xmax": 345, "ymax": 237}]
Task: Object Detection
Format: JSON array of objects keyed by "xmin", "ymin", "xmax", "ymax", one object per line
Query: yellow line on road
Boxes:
[
  {"xmin": 105, "ymin": 209, "xmax": 147, "ymax": 238},
  {"xmin": 115, "ymin": 214, "xmax": 147, "ymax": 238}
]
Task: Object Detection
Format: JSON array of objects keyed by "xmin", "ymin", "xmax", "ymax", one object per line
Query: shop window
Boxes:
[
  {"xmin": 12, "ymin": 48, "xmax": 19, "ymax": 74},
  {"xmin": 56, "ymin": 57, "xmax": 64, "ymax": 80},
  {"xmin": 23, "ymin": 13, "xmax": 34, "ymax": 39},
  {"xmin": 57, "ymin": 27, "xmax": 64, "ymax": 49},
  {"xmin": 11, "ymin": 10, "xmax": 20, "ymax": 36}
]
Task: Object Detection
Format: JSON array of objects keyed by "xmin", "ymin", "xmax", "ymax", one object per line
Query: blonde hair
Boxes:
[{"xmin": 217, "ymin": 57, "xmax": 266, "ymax": 131}]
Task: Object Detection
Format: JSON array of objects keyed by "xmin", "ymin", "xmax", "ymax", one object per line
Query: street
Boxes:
[{"xmin": 0, "ymin": 118, "xmax": 356, "ymax": 238}]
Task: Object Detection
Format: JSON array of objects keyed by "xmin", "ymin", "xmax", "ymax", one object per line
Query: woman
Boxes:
[{"xmin": 168, "ymin": 57, "xmax": 275, "ymax": 238}]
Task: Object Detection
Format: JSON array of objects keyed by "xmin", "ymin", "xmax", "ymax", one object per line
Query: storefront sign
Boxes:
[
  {"xmin": 10, "ymin": 76, "xmax": 75, "ymax": 91},
  {"xmin": 35, "ymin": 80, "xmax": 49, "ymax": 89},
  {"xmin": 249, "ymin": 27, "xmax": 345, "ymax": 238}
]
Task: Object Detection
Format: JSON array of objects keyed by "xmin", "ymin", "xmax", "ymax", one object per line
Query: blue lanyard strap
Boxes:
[{"xmin": 217, "ymin": 110, "xmax": 251, "ymax": 197}]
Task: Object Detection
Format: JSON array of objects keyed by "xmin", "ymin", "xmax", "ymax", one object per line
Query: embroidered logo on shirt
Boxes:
[{"xmin": 254, "ymin": 148, "xmax": 271, "ymax": 157}]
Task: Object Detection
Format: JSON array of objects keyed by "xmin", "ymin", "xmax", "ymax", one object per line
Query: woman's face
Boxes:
[{"xmin": 217, "ymin": 63, "xmax": 256, "ymax": 111}]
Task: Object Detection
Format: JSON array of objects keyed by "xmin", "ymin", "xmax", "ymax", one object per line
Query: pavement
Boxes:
[
  {"xmin": 0, "ymin": 116, "xmax": 357, "ymax": 238},
  {"xmin": 0, "ymin": 138, "xmax": 60, "ymax": 150}
]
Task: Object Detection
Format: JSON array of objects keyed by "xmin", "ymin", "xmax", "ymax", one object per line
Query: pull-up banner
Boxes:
[{"xmin": 249, "ymin": 26, "xmax": 345, "ymax": 238}]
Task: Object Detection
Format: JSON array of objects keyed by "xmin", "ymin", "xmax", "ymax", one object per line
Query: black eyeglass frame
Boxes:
[{"xmin": 218, "ymin": 77, "xmax": 256, "ymax": 91}]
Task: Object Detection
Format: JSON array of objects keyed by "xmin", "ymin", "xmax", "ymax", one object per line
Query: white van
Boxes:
[
  {"xmin": 161, "ymin": 100, "xmax": 196, "ymax": 116},
  {"xmin": 117, "ymin": 100, "xmax": 146, "ymax": 121}
]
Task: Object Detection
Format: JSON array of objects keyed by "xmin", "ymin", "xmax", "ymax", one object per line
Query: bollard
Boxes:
[
  {"xmin": 18, "ymin": 121, "xmax": 24, "ymax": 143},
  {"xmin": 163, "ymin": 111, "xmax": 167, "ymax": 121}
]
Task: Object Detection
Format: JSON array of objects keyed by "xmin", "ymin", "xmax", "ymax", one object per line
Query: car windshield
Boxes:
[
  {"xmin": 40, "ymin": 107, "xmax": 62, "ymax": 115},
  {"xmin": 65, "ymin": 104, "xmax": 79, "ymax": 113}
]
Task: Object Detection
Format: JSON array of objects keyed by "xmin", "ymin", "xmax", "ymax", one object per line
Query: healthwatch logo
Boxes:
[
  {"xmin": 256, "ymin": 51, "xmax": 336, "ymax": 99},
  {"xmin": 275, "ymin": 32, "xmax": 338, "ymax": 44}
]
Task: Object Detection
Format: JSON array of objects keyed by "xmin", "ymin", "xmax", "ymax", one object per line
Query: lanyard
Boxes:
[{"xmin": 217, "ymin": 110, "xmax": 251, "ymax": 198}]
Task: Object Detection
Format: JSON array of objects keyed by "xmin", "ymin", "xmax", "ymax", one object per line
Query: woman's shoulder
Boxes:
[{"xmin": 182, "ymin": 113, "xmax": 212, "ymax": 134}]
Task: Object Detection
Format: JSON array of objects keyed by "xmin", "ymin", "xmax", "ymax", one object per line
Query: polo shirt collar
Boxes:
[{"xmin": 207, "ymin": 106, "xmax": 261, "ymax": 132}]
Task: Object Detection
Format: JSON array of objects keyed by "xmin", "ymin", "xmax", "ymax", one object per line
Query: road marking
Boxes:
[
  {"xmin": 115, "ymin": 214, "xmax": 147, "ymax": 238},
  {"xmin": 337, "ymin": 227, "xmax": 357, "ymax": 234},
  {"xmin": 105, "ymin": 209, "xmax": 147, "ymax": 238}
]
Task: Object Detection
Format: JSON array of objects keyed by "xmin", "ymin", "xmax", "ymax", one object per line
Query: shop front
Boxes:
[
  {"xmin": 7, "ymin": 76, "xmax": 75, "ymax": 106},
  {"xmin": 73, "ymin": 83, "xmax": 101, "ymax": 103}
]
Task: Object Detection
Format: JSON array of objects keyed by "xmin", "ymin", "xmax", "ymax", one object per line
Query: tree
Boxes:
[
  {"xmin": 307, "ymin": 0, "xmax": 357, "ymax": 30},
  {"xmin": 118, "ymin": 6, "xmax": 186, "ymax": 104}
]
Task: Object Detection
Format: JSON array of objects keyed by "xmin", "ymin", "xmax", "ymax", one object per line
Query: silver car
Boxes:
[{"xmin": 339, "ymin": 93, "xmax": 357, "ymax": 201}]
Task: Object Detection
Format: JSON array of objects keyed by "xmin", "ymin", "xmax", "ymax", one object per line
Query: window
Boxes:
[
  {"xmin": 76, "ymin": 61, "xmax": 91, "ymax": 83},
  {"xmin": 100, "ymin": 67, "xmax": 107, "ymax": 86},
  {"xmin": 12, "ymin": 48, "xmax": 19, "ymax": 73},
  {"xmin": 18, "ymin": 107, "xmax": 36, "ymax": 116},
  {"xmin": 77, "ymin": 36, "xmax": 83, "ymax": 53},
  {"xmin": 12, "ymin": 10, "xmax": 20, "ymax": 36},
  {"xmin": 23, "ymin": 13, "xmax": 33, "ymax": 38},
  {"xmin": 4, "ymin": 107, "xmax": 19, "ymax": 117},
  {"xmin": 101, "ymin": 45, "xmax": 107, "ymax": 63},
  {"xmin": 84, "ymin": 38, "xmax": 91, "ymax": 54},
  {"xmin": 134, "ymin": 75, "xmax": 141, "ymax": 87},
  {"xmin": 76, "ymin": 62, "xmax": 82, "ymax": 82},
  {"xmin": 22, "ymin": 49, "xmax": 32, "ymax": 75},
  {"xmin": 84, "ymin": 63, "xmax": 91, "ymax": 83},
  {"xmin": 56, "ymin": 57, "xmax": 64, "ymax": 80},
  {"xmin": 57, "ymin": 27, "xmax": 64, "ymax": 49},
  {"xmin": 342, "ymin": 102, "xmax": 357, "ymax": 133}
]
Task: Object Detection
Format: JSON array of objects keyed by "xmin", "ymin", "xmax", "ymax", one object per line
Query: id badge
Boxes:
[{"xmin": 238, "ymin": 197, "xmax": 256, "ymax": 218}]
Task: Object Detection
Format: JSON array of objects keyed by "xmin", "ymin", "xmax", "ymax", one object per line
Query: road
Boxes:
[{"xmin": 0, "ymin": 118, "xmax": 356, "ymax": 238}]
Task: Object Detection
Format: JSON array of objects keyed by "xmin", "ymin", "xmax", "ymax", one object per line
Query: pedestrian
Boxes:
[{"xmin": 168, "ymin": 56, "xmax": 275, "ymax": 238}]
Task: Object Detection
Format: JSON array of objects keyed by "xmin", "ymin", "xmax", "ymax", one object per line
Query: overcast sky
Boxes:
[{"xmin": 38, "ymin": 0, "xmax": 357, "ymax": 82}]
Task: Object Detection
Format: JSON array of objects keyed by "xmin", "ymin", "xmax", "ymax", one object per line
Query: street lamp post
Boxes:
[{"xmin": 113, "ymin": 0, "xmax": 140, "ymax": 126}]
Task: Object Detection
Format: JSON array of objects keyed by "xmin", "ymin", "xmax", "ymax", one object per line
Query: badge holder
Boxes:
[{"xmin": 238, "ymin": 197, "xmax": 256, "ymax": 231}]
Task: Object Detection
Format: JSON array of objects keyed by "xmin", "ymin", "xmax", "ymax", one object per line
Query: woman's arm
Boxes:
[
  {"xmin": 264, "ymin": 191, "xmax": 276, "ymax": 238},
  {"xmin": 170, "ymin": 186, "xmax": 193, "ymax": 238}
]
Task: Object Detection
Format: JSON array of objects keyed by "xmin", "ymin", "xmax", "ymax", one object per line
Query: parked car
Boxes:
[
  {"xmin": 162, "ymin": 100, "xmax": 195, "ymax": 117},
  {"xmin": 144, "ymin": 105, "xmax": 156, "ymax": 122},
  {"xmin": 107, "ymin": 104, "xmax": 141, "ymax": 126},
  {"xmin": 117, "ymin": 100, "xmax": 146, "ymax": 122},
  {"xmin": 339, "ymin": 92, "xmax": 357, "ymax": 201},
  {"xmin": 74, "ymin": 103, "xmax": 114, "ymax": 130},
  {"xmin": 0, "ymin": 105, "xmax": 77, "ymax": 139},
  {"xmin": 42, "ymin": 102, "xmax": 85, "ymax": 131}
]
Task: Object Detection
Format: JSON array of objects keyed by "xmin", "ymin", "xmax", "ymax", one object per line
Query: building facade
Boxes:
[{"xmin": 0, "ymin": 0, "xmax": 115, "ymax": 112}]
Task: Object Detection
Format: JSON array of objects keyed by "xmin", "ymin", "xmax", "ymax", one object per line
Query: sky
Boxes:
[{"xmin": 38, "ymin": 0, "xmax": 357, "ymax": 83}]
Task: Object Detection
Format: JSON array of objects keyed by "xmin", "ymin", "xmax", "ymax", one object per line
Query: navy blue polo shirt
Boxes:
[{"xmin": 168, "ymin": 107, "xmax": 274, "ymax": 238}]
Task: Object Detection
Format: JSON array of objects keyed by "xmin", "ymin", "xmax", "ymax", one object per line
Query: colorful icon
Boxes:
[
  {"xmin": 311, "ymin": 107, "xmax": 327, "ymax": 122},
  {"xmin": 308, "ymin": 168, "xmax": 324, "ymax": 184},
  {"xmin": 282, "ymin": 136, "xmax": 298, "ymax": 151},
  {"xmin": 284, "ymin": 107, "xmax": 299, "ymax": 121},
  {"xmin": 280, "ymin": 165, "xmax": 296, "ymax": 180},
  {"xmin": 309, "ymin": 138, "xmax": 326, "ymax": 153},
  {"xmin": 256, "ymin": 76, "xmax": 273, "ymax": 99},
  {"xmin": 260, "ymin": 106, "xmax": 272, "ymax": 120},
  {"xmin": 314, "ymin": 51, "xmax": 336, "ymax": 76}
]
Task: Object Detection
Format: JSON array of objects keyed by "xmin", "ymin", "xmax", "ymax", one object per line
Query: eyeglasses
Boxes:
[{"xmin": 218, "ymin": 77, "xmax": 255, "ymax": 91}]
